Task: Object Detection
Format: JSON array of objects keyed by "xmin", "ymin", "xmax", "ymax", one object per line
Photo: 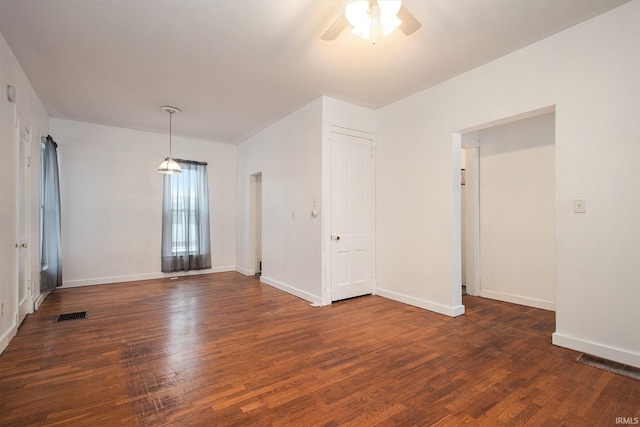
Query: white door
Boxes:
[
  {"xmin": 16, "ymin": 120, "xmax": 31, "ymax": 322},
  {"xmin": 330, "ymin": 131, "xmax": 374, "ymax": 301}
]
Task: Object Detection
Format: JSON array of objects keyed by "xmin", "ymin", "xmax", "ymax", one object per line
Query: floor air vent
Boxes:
[
  {"xmin": 55, "ymin": 311, "xmax": 87, "ymax": 322},
  {"xmin": 576, "ymin": 354, "xmax": 640, "ymax": 380}
]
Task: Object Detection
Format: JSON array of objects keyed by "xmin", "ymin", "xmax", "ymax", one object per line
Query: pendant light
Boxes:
[
  {"xmin": 158, "ymin": 106, "xmax": 182, "ymax": 174},
  {"xmin": 345, "ymin": 0, "xmax": 402, "ymax": 43}
]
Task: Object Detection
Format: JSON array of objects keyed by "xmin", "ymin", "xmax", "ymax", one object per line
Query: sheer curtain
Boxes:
[
  {"xmin": 40, "ymin": 135, "xmax": 62, "ymax": 291},
  {"xmin": 161, "ymin": 159, "xmax": 211, "ymax": 273}
]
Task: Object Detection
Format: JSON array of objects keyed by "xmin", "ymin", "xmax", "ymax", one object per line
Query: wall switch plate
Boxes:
[{"xmin": 574, "ymin": 198, "xmax": 586, "ymax": 213}]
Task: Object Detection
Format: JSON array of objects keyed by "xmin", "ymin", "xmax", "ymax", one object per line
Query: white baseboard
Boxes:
[
  {"xmin": 34, "ymin": 291, "xmax": 50, "ymax": 311},
  {"xmin": 552, "ymin": 332, "xmax": 640, "ymax": 368},
  {"xmin": 62, "ymin": 266, "xmax": 237, "ymax": 288},
  {"xmin": 376, "ymin": 288, "xmax": 465, "ymax": 317},
  {"xmin": 18, "ymin": 295, "xmax": 31, "ymax": 324},
  {"xmin": 480, "ymin": 289, "xmax": 555, "ymax": 311},
  {"xmin": 260, "ymin": 276, "xmax": 322, "ymax": 306},
  {"xmin": 0, "ymin": 321, "xmax": 18, "ymax": 356},
  {"xmin": 236, "ymin": 266, "xmax": 255, "ymax": 276}
]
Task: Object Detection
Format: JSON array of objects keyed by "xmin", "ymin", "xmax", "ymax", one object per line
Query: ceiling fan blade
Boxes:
[
  {"xmin": 397, "ymin": 5, "xmax": 422, "ymax": 36},
  {"xmin": 321, "ymin": 13, "xmax": 349, "ymax": 41}
]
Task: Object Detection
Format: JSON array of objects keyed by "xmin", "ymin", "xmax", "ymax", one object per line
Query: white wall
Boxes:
[
  {"xmin": 51, "ymin": 119, "xmax": 237, "ymax": 287},
  {"xmin": 0, "ymin": 32, "xmax": 49, "ymax": 354},
  {"xmin": 236, "ymin": 96, "xmax": 376, "ymax": 305},
  {"xmin": 236, "ymin": 97, "xmax": 324, "ymax": 303},
  {"xmin": 478, "ymin": 113, "xmax": 555, "ymax": 310},
  {"xmin": 376, "ymin": 1, "xmax": 640, "ymax": 367},
  {"xmin": 322, "ymin": 97, "xmax": 377, "ymax": 133}
]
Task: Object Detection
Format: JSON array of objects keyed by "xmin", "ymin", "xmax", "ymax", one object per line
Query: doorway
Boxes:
[
  {"xmin": 459, "ymin": 108, "xmax": 556, "ymax": 311},
  {"xmin": 461, "ymin": 139, "xmax": 480, "ymax": 298},
  {"xmin": 250, "ymin": 172, "xmax": 262, "ymax": 276}
]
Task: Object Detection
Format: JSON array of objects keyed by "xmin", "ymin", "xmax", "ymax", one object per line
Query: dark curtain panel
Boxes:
[
  {"xmin": 161, "ymin": 160, "xmax": 211, "ymax": 272},
  {"xmin": 40, "ymin": 135, "xmax": 62, "ymax": 291}
]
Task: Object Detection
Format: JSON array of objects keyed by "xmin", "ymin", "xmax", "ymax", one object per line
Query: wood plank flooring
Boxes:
[{"xmin": 0, "ymin": 272, "xmax": 638, "ymax": 426}]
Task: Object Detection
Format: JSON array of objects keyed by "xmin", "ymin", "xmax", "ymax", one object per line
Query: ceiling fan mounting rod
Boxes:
[{"xmin": 371, "ymin": 4, "xmax": 378, "ymax": 44}]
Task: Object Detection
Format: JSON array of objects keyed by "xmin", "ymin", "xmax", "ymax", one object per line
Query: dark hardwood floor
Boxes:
[{"xmin": 0, "ymin": 272, "xmax": 638, "ymax": 426}]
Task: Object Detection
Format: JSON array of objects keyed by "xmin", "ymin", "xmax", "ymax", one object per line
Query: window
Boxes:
[
  {"xmin": 161, "ymin": 160, "xmax": 211, "ymax": 273},
  {"xmin": 40, "ymin": 135, "xmax": 62, "ymax": 291}
]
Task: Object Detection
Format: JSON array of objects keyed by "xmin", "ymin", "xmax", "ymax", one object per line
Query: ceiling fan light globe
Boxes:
[
  {"xmin": 345, "ymin": 0, "xmax": 370, "ymax": 27},
  {"xmin": 351, "ymin": 22, "xmax": 371, "ymax": 39},
  {"xmin": 381, "ymin": 14, "xmax": 402, "ymax": 36}
]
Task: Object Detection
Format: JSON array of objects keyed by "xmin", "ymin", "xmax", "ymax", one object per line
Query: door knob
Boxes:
[
  {"xmin": 331, "ymin": 235, "xmax": 340, "ymax": 241},
  {"xmin": 19, "ymin": 243, "xmax": 27, "ymax": 248}
]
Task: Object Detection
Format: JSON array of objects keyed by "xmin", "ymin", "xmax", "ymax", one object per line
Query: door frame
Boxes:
[
  {"xmin": 321, "ymin": 124, "xmax": 376, "ymax": 306},
  {"xmin": 248, "ymin": 172, "xmax": 263, "ymax": 276},
  {"xmin": 461, "ymin": 141, "xmax": 480, "ymax": 298},
  {"xmin": 453, "ymin": 105, "xmax": 556, "ymax": 309}
]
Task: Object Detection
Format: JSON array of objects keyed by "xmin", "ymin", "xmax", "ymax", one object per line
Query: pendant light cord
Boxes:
[{"xmin": 169, "ymin": 111, "xmax": 173, "ymax": 158}]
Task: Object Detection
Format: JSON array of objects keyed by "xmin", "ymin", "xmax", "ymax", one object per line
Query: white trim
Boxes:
[
  {"xmin": 321, "ymin": 124, "xmax": 332, "ymax": 306},
  {"xmin": 260, "ymin": 275, "xmax": 322, "ymax": 306},
  {"xmin": 0, "ymin": 320, "xmax": 18, "ymax": 356},
  {"xmin": 328, "ymin": 124, "xmax": 374, "ymax": 139},
  {"xmin": 552, "ymin": 332, "xmax": 640, "ymax": 369},
  {"xmin": 377, "ymin": 288, "xmax": 465, "ymax": 317},
  {"xmin": 370, "ymin": 132, "xmax": 377, "ymax": 298},
  {"xmin": 452, "ymin": 132, "xmax": 464, "ymax": 309},
  {"xmin": 34, "ymin": 291, "xmax": 50, "ymax": 311},
  {"xmin": 457, "ymin": 105, "xmax": 556, "ymax": 134},
  {"xmin": 61, "ymin": 266, "xmax": 236, "ymax": 288},
  {"xmin": 480, "ymin": 289, "xmax": 556, "ymax": 311},
  {"xmin": 461, "ymin": 143, "xmax": 481, "ymax": 297},
  {"xmin": 18, "ymin": 294, "xmax": 31, "ymax": 324},
  {"xmin": 248, "ymin": 172, "xmax": 262, "ymax": 280},
  {"xmin": 236, "ymin": 266, "xmax": 255, "ymax": 276}
]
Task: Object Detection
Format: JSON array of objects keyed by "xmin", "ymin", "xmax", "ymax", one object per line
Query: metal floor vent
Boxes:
[
  {"xmin": 55, "ymin": 311, "xmax": 87, "ymax": 322},
  {"xmin": 576, "ymin": 354, "xmax": 640, "ymax": 380}
]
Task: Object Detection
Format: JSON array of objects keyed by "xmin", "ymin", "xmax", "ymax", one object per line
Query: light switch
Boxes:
[{"xmin": 573, "ymin": 198, "xmax": 586, "ymax": 213}]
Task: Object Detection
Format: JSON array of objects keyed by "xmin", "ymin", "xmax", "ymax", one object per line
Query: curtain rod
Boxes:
[{"xmin": 165, "ymin": 158, "xmax": 208, "ymax": 166}]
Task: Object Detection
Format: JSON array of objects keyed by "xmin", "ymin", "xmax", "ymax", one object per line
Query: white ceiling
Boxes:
[{"xmin": 0, "ymin": 0, "xmax": 629, "ymax": 143}]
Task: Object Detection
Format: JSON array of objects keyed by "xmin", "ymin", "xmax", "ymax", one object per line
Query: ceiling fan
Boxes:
[{"xmin": 321, "ymin": 0, "xmax": 422, "ymax": 43}]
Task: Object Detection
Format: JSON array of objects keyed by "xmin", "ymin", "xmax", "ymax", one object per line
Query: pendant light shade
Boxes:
[
  {"xmin": 158, "ymin": 106, "xmax": 182, "ymax": 174},
  {"xmin": 158, "ymin": 158, "xmax": 182, "ymax": 174}
]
